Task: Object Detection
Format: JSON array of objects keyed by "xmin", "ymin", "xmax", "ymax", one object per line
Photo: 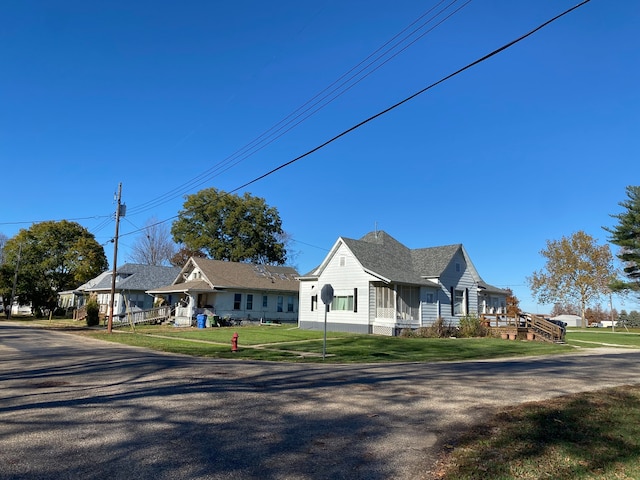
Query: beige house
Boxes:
[{"xmin": 148, "ymin": 257, "xmax": 300, "ymax": 326}]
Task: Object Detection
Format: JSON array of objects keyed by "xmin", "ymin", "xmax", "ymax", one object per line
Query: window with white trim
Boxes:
[
  {"xmin": 454, "ymin": 289, "xmax": 465, "ymax": 315},
  {"xmin": 331, "ymin": 295, "xmax": 353, "ymax": 311}
]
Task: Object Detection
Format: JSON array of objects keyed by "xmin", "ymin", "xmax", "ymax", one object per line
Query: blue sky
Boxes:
[{"xmin": 1, "ymin": 0, "xmax": 639, "ymax": 313}]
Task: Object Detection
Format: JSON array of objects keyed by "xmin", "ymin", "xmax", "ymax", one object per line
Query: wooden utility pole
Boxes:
[
  {"xmin": 107, "ymin": 183, "xmax": 123, "ymax": 334},
  {"xmin": 7, "ymin": 243, "xmax": 22, "ymax": 320}
]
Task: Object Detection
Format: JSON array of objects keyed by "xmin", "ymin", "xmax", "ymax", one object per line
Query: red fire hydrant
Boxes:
[{"xmin": 231, "ymin": 332, "xmax": 239, "ymax": 352}]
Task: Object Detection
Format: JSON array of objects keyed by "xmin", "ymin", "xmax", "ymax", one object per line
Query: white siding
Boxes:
[
  {"xmin": 420, "ymin": 286, "xmax": 440, "ymax": 326},
  {"xmin": 207, "ymin": 290, "xmax": 298, "ymax": 322},
  {"xmin": 298, "ymin": 242, "xmax": 376, "ymax": 332},
  {"xmin": 438, "ymin": 250, "xmax": 478, "ymax": 325}
]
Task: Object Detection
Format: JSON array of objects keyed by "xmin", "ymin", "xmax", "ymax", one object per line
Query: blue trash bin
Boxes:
[{"xmin": 197, "ymin": 314, "xmax": 206, "ymax": 329}]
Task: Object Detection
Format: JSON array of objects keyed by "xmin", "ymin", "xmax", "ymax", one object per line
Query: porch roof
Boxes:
[{"xmin": 147, "ymin": 280, "xmax": 212, "ymax": 294}]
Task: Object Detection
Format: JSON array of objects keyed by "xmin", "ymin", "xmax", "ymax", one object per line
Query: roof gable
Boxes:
[
  {"xmin": 187, "ymin": 258, "xmax": 300, "ymax": 292},
  {"xmin": 316, "ymin": 231, "xmax": 488, "ymax": 287}
]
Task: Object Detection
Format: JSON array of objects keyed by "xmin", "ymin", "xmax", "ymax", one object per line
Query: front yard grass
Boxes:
[{"xmin": 82, "ymin": 325, "xmax": 572, "ymax": 363}]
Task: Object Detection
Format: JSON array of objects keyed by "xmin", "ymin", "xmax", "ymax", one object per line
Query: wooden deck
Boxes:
[{"xmin": 481, "ymin": 313, "xmax": 566, "ymax": 343}]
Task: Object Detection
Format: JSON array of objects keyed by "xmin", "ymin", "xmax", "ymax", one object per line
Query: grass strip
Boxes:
[{"xmin": 436, "ymin": 385, "xmax": 640, "ymax": 480}]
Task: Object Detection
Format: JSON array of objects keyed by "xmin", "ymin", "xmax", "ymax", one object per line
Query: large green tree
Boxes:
[
  {"xmin": 0, "ymin": 221, "xmax": 108, "ymax": 315},
  {"xmin": 171, "ymin": 188, "xmax": 287, "ymax": 264},
  {"xmin": 605, "ymin": 185, "xmax": 640, "ymax": 296},
  {"xmin": 528, "ymin": 231, "xmax": 615, "ymax": 328}
]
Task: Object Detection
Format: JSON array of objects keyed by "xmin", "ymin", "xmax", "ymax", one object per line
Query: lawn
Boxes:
[
  {"xmin": 8, "ymin": 319, "xmax": 640, "ymax": 362},
  {"xmin": 80, "ymin": 324, "xmax": 573, "ymax": 363},
  {"xmin": 566, "ymin": 329, "xmax": 640, "ymax": 348},
  {"xmin": 436, "ymin": 384, "xmax": 640, "ymax": 480}
]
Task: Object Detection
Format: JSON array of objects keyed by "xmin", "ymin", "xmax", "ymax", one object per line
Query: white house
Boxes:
[
  {"xmin": 147, "ymin": 257, "xmax": 300, "ymax": 326},
  {"xmin": 84, "ymin": 264, "xmax": 181, "ymax": 319},
  {"xmin": 298, "ymin": 231, "xmax": 508, "ymax": 336}
]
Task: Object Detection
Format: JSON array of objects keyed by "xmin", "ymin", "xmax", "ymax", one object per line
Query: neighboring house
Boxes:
[
  {"xmin": 58, "ymin": 271, "xmax": 111, "ymax": 313},
  {"xmin": 298, "ymin": 231, "xmax": 508, "ymax": 336},
  {"xmin": 550, "ymin": 314, "xmax": 582, "ymax": 328},
  {"xmin": 84, "ymin": 264, "xmax": 181, "ymax": 318},
  {"xmin": 147, "ymin": 257, "xmax": 300, "ymax": 326}
]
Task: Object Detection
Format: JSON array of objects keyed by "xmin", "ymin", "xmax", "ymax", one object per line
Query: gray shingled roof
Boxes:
[
  {"xmin": 341, "ymin": 231, "xmax": 462, "ymax": 285},
  {"xmin": 86, "ymin": 264, "xmax": 182, "ymax": 292}
]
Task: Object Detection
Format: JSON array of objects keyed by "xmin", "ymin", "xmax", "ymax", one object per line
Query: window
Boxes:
[
  {"xmin": 128, "ymin": 294, "xmax": 145, "ymax": 309},
  {"xmin": 246, "ymin": 294, "xmax": 253, "ymax": 310},
  {"xmin": 339, "ymin": 256, "xmax": 346, "ymax": 267},
  {"xmin": 287, "ymin": 296, "xmax": 294, "ymax": 312},
  {"xmin": 331, "ymin": 295, "xmax": 354, "ymax": 311},
  {"xmin": 455, "ymin": 263, "xmax": 461, "ymax": 273},
  {"xmin": 425, "ymin": 291, "xmax": 435, "ymax": 304},
  {"xmin": 277, "ymin": 296, "xmax": 283, "ymax": 312},
  {"xmin": 311, "ymin": 295, "xmax": 317, "ymax": 312},
  {"xmin": 262, "ymin": 295, "xmax": 268, "ymax": 308},
  {"xmin": 234, "ymin": 293, "xmax": 241, "ymax": 310},
  {"xmin": 454, "ymin": 289, "xmax": 465, "ymax": 315}
]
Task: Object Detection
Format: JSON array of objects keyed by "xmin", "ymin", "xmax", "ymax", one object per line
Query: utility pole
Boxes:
[
  {"xmin": 609, "ymin": 291, "xmax": 615, "ymax": 332},
  {"xmin": 107, "ymin": 183, "xmax": 124, "ymax": 334},
  {"xmin": 8, "ymin": 243, "xmax": 22, "ymax": 320}
]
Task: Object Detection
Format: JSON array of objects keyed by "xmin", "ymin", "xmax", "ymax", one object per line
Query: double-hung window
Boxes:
[{"xmin": 246, "ymin": 294, "xmax": 253, "ymax": 310}]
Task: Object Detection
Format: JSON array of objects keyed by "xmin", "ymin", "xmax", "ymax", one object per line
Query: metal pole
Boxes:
[
  {"xmin": 323, "ymin": 304, "xmax": 328, "ymax": 360},
  {"xmin": 107, "ymin": 183, "xmax": 122, "ymax": 334}
]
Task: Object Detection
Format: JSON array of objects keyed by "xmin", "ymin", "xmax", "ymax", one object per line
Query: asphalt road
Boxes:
[{"xmin": 2, "ymin": 324, "xmax": 640, "ymax": 480}]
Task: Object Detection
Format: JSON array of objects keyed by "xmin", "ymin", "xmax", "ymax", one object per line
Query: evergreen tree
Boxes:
[{"xmin": 606, "ymin": 186, "xmax": 640, "ymax": 296}]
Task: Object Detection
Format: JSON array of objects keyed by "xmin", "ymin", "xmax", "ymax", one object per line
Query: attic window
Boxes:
[
  {"xmin": 455, "ymin": 263, "xmax": 461, "ymax": 273},
  {"xmin": 339, "ymin": 256, "xmax": 346, "ymax": 267}
]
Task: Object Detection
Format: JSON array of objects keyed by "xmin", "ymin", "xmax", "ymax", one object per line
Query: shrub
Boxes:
[
  {"xmin": 86, "ymin": 298, "xmax": 100, "ymax": 327},
  {"xmin": 458, "ymin": 314, "xmax": 488, "ymax": 338},
  {"xmin": 399, "ymin": 328, "xmax": 415, "ymax": 337},
  {"xmin": 415, "ymin": 318, "xmax": 457, "ymax": 338}
]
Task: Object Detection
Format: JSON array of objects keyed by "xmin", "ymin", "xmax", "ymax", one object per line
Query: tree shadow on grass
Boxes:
[{"xmin": 436, "ymin": 385, "xmax": 640, "ymax": 479}]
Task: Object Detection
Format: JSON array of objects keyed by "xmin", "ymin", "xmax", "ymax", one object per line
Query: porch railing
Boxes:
[
  {"xmin": 112, "ymin": 305, "xmax": 173, "ymax": 327},
  {"xmin": 480, "ymin": 313, "xmax": 565, "ymax": 343}
]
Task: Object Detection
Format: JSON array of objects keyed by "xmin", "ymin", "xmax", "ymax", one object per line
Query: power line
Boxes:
[
  {"xmin": 229, "ymin": 0, "xmax": 591, "ymax": 193},
  {"xmin": 124, "ymin": 0, "xmax": 472, "ymax": 217},
  {"xmin": 0, "ymin": 214, "xmax": 112, "ymax": 227},
  {"xmin": 117, "ymin": 0, "xmax": 591, "ymax": 240}
]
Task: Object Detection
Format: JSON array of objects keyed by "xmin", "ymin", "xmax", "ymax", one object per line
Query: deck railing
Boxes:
[
  {"xmin": 112, "ymin": 305, "xmax": 173, "ymax": 327},
  {"xmin": 525, "ymin": 314, "xmax": 565, "ymax": 343},
  {"xmin": 73, "ymin": 306, "xmax": 87, "ymax": 321},
  {"xmin": 481, "ymin": 313, "xmax": 565, "ymax": 343}
]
